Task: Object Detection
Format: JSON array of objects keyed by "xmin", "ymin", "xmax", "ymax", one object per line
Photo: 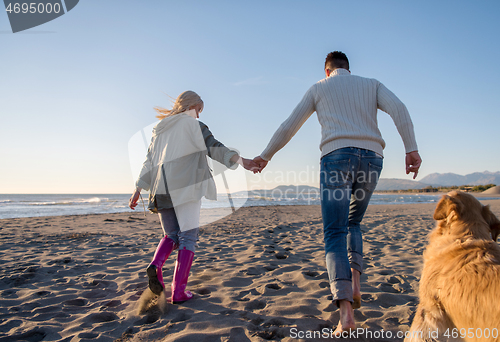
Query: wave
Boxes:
[{"xmin": 25, "ymin": 197, "xmax": 117, "ymax": 206}]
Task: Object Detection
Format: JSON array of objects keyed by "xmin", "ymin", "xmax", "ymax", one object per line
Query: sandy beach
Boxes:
[{"xmin": 1, "ymin": 199, "xmax": 499, "ymax": 342}]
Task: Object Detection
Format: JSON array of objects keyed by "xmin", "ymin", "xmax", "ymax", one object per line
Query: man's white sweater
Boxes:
[{"xmin": 260, "ymin": 68, "xmax": 418, "ymax": 160}]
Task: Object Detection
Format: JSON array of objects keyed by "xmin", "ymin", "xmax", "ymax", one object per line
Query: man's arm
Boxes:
[
  {"xmin": 377, "ymin": 83, "xmax": 418, "ymax": 153},
  {"xmin": 377, "ymin": 83, "xmax": 421, "ymax": 178},
  {"xmin": 260, "ymin": 87, "xmax": 316, "ymax": 161}
]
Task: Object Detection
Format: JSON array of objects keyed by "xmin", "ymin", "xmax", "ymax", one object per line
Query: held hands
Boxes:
[
  {"xmin": 405, "ymin": 151, "xmax": 422, "ymax": 179},
  {"xmin": 252, "ymin": 156, "xmax": 268, "ymax": 173},
  {"xmin": 233, "ymin": 154, "xmax": 267, "ymax": 173},
  {"xmin": 240, "ymin": 157, "xmax": 262, "ymax": 174}
]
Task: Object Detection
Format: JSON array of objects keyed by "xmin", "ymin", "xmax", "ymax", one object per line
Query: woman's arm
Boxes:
[
  {"xmin": 199, "ymin": 121, "xmax": 260, "ymax": 172},
  {"xmin": 199, "ymin": 121, "xmax": 238, "ymax": 167},
  {"xmin": 136, "ymin": 144, "xmax": 154, "ymax": 191}
]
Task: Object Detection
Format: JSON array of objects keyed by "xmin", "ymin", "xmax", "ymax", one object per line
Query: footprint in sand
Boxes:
[
  {"xmin": 78, "ymin": 332, "xmax": 99, "ymax": 339},
  {"xmin": 386, "ymin": 276, "xmax": 400, "ymax": 284},
  {"xmin": 384, "ymin": 317, "xmax": 401, "ymax": 326},
  {"xmin": 379, "ymin": 269, "xmax": 395, "ymax": 275},
  {"xmin": 264, "ymin": 265, "xmax": 279, "ymax": 272},
  {"xmin": 244, "ymin": 267, "xmax": 263, "ymax": 275},
  {"xmin": 372, "ymin": 293, "xmax": 415, "ymax": 308},
  {"xmin": 235, "ymin": 288, "xmax": 260, "ymax": 302},
  {"xmin": 135, "ymin": 313, "xmax": 160, "ymax": 325},
  {"xmin": 251, "ymin": 316, "xmax": 265, "ymax": 325},
  {"xmin": 222, "ymin": 277, "xmax": 253, "ymax": 287},
  {"xmin": 318, "ymin": 281, "xmax": 329, "ymax": 289},
  {"xmin": 103, "ymin": 299, "xmax": 122, "ymax": 309},
  {"xmin": 1, "ymin": 289, "xmax": 18, "ymax": 298},
  {"xmin": 244, "ymin": 300, "xmax": 267, "ymax": 311},
  {"xmin": 361, "ymin": 293, "xmax": 375, "ymax": 303},
  {"xmin": 171, "ymin": 311, "xmax": 192, "ymax": 323},
  {"xmin": 86, "ymin": 312, "xmax": 119, "ymax": 323},
  {"xmin": 62, "ymin": 298, "xmax": 86, "ymax": 307},
  {"xmin": 194, "ymin": 287, "xmax": 211, "ymax": 295},
  {"xmin": 82, "ymin": 289, "xmax": 109, "ymax": 299},
  {"xmin": 265, "ymin": 283, "xmax": 281, "ymax": 290},
  {"xmin": 377, "ymin": 283, "xmax": 399, "ymax": 293},
  {"xmin": 303, "ymin": 270, "xmax": 319, "ymax": 278},
  {"xmin": 275, "ymin": 251, "xmax": 288, "ymax": 259},
  {"xmin": 4, "ymin": 328, "xmax": 47, "ymax": 342}
]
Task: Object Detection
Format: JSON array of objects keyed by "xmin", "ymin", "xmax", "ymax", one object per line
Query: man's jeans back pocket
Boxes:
[
  {"xmin": 363, "ymin": 159, "xmax": 383, "ymax": 192},
  {"xmin": 322, "ymin": 159, "xmax": 352, "ymax": 189}
]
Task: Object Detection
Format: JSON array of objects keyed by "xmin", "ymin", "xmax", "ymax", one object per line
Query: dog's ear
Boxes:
[
  {"xmin": 433, "ymin": 195, "xmax": 464, "ymax": 220},
  {"xmin": 482, "ymin": 205, "xmax": 500, "ymax": 242}
]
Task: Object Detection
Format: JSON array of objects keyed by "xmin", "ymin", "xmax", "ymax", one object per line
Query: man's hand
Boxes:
[
  {"xmin": 252, "ymin": 156, "xmax": 268, "ymax": 173},
  {"xmin": 129, "ymin": 188, "xmax": 141, "ymax": 210},
  {"xmin": 241, "ymin": 158, "xmax": 261, "ymax": 173},
  {"xmin": 405, "ymin": 151, "xmax": 422, "ymax": 179}
]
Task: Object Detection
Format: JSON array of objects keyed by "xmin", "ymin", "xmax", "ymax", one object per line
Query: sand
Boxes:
[
  {"xmin": 482, "ymin": 185, "xmax": 500, "ymax": 195},
  {"xmin": 1, "ymin": 199, "xmax": 499, "ymax": 342}
]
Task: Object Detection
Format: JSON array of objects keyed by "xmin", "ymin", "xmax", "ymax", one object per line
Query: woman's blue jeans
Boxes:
[
  {"xmin": 320, "ymin": 147, "xmax": 383, "ymax": 303},
  {"xmin": 158, "ymin": 208, "xmax": 199, "ymax": 252}
]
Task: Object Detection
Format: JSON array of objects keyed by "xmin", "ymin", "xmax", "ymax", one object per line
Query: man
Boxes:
[{"xmin": 253, "ymin": 51, "xmax": 421, "ymax": 333}]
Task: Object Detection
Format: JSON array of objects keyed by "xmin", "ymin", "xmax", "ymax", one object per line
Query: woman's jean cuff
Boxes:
[
  {"xmin": 330, "ymin": 280, "xmax": 353, "ymax": 307},
  {"xmin": 349, "ymin": 252, "xmax": 363, "ymax": 274}
]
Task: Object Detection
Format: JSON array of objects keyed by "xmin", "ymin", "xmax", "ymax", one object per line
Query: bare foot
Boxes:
[
  {"xmin": 333, "ymin": 300, "xmax": 355, "ymax": 337},
  {"xmin": 352, "ymin": 268, "xmax": 361, "ymax": 309}
]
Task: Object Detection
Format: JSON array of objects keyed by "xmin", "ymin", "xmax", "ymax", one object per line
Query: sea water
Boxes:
[{"xmin": 0, "ymin": 193, "xmax": 497, "ymax": 219}]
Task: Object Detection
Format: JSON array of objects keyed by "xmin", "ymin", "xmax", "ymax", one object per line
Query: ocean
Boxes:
[
  {"xmin": 1, "ymin": 193, "xmax": 498, "ymax": 220},
  {"xmin": 0, "ymin": 193, "xmax": 446, "ymax": 220}
]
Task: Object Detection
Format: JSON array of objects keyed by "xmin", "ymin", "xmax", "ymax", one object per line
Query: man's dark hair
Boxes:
[{"xmin": 325, "ymin": 51, "xmax": 349, "ymax": 71}]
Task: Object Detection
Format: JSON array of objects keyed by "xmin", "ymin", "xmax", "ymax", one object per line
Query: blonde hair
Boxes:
[{"xmin": 154, "ymin": 90, "xmax": 204, "ymax": 120}]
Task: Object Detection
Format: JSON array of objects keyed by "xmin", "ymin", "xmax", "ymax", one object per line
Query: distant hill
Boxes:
[
  {"xmin": 245, "ymin": 182, "xmax": 429, "ymax": 194},
  {"xmin": 420, "ymin": 171, "xmax": 500, "ymax": 187},
  {"xmin": 375, "ymin": 178, "xmax": 429, "ymax": 191},
  {"xmin": 244, "ymin": 185, "xmax": 320, "ymax": 198},
  {"xmin": 239, "ymin": 172, "xmax": 500, "ymax": 195},
  {"xmin": 266, "ymin": 185, "xmax": 319, "ymax": 193}
]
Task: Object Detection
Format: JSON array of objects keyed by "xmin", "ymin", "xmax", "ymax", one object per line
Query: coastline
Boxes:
[{"xmin": 3, "ymin": 192, "xmax": 500, "ymax": 221}]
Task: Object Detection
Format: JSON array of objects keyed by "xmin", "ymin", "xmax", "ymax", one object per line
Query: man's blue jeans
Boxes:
[{"xmin": 320, "ymin": 147, "xmax": 383, "ymax": 304}]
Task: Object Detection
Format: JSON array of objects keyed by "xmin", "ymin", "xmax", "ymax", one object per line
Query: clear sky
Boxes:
[{"xmin": 1, "ymin": 0, "xmax": 499, "ymax": 194}]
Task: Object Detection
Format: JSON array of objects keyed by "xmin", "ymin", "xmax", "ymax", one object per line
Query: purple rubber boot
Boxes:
[
  {"xmin": 171, "ymin": 248, "xmax": 194, "ymax": 304},
  {"xmin": 146, "ymin": 237, "xmax": 176, "ymax": 295}
]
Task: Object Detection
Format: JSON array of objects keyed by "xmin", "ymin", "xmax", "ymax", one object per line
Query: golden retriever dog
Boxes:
[{"xmin": 406, "ymin": 191, "xmax": 500, "ymax": 342}]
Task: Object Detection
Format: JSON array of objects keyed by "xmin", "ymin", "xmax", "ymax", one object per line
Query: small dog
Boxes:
[{"xmin": 406, "ymin": 191, "xmax": 500, "ymax": 342}]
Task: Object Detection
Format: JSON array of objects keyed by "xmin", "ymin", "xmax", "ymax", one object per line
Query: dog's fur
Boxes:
[{"xmin": 406, "ymin": 191, "xmax": 500, "ymax": 342}]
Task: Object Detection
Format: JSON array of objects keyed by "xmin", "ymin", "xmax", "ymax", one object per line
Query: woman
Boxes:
[{"xmin": 129, "ymin": 90, "xmax": 259, "ymax": 303}]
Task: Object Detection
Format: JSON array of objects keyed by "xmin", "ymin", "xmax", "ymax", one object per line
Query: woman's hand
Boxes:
[{"xmin": 129, "ymin": 188, "xmax": 141, "ymax": 210}]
